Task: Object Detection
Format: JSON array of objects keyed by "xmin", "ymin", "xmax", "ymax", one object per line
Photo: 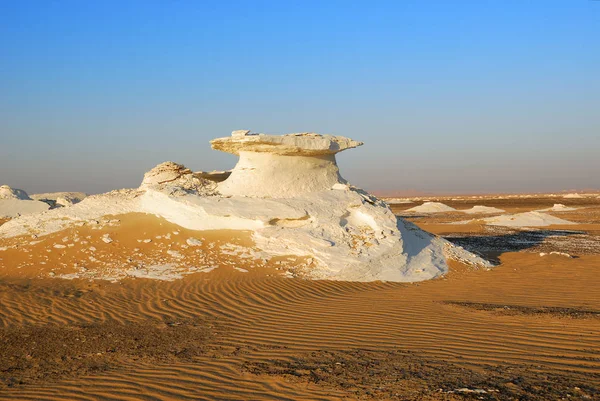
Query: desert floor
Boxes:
[{"xmin": 1, "ymin": 195, "xmax": 599, "ymax": 400}]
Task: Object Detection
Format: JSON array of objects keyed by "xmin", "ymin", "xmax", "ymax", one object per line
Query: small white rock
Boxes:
[{"xmin": 186, "ymin": 238, "xmax": 203, "ymax": 247}]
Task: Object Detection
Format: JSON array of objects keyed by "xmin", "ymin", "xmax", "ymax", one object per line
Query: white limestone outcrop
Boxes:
[
  {"xmin": 406, "ymin": 202, "xmax": 457, "ymax": 213},
  {"xmin": 31, "ymin": 192, "xmax": 87, "ymax": 207},
  {"xmin": 140, "ymin": 161, "xmax": 218, "ymax": 196},
  {"xmin": 0, "ymin": 185, "xmax": 30, "ymax": 200},
  {"xmin": 211, "ymin": 131, "xmax": 362, "ymax": 198},
  {"xmin": 0, "ymin": 131, "xmax": 491, "ymax": 282}
]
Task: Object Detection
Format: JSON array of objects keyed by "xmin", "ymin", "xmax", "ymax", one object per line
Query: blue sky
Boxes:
[{"xmin": 1, "ymin": 0, "xmax": 598, "ymax": 194}]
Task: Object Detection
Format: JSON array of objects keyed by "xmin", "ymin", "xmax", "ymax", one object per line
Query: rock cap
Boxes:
[{"xmin": 211, "ymin": 131, "xmax": 363, "ymax": 156}]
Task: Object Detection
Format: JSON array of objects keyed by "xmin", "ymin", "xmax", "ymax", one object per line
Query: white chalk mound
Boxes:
[
  {"xmin": 563, "ymin": 193, "xmax": 583, "ymax": 199},
  {"xmin": 0, "ymin": 131, "xmax": 491, "ymax": 282},
  {"xmin": 406, "ymin": 202, "xmax": 456, "ymax": 213},
  {"xmin": 476, "ymin": 211, "xmax": 575, "ymax": 227},
  {"xmin": 0, "ymin": 185, "xmax": 51, "ymax": 218},
  {"xmin": 461, "ymin": 205, "xmax": 505, "ymax": 214},
  {"xmin": 0, "ymin": 185, "xmax": 30, "ymax": 200},
  {"xmin": 536, "ymin": 204, "xmax": 577, "ymax": 212}
]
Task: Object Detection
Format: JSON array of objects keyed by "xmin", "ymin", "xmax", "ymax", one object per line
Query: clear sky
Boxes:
[{"xmin": 1, "ymin": 0, "xmax": 598, "ymax": 195}]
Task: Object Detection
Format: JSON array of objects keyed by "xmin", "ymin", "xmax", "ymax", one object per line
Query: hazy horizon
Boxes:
[{"xmin": 1, "ymin": 1, "xmax": 599, "ymax": 195}]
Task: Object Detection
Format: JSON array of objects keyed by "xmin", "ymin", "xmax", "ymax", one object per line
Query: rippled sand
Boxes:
[{"xmin": 1, "ymin": 195, "xmax": 599, "ymax": 400}]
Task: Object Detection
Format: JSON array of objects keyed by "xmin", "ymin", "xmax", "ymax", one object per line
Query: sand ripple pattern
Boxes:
[{"xmin": 2, "ymin": 251, "xmax": 600, "ymax": 400}]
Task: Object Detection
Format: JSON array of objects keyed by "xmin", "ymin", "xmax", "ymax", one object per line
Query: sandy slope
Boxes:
[
  {"xmin": 1, "ymin": 197, "xmax": 599, "ymax": 400},
  {"xmin": 0, "ymin": 255, "xmax": 598, "ymax": 400}
]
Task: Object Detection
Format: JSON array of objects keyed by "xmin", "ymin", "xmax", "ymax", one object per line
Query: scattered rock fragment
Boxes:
[{"xmin": 186, "ymin": 238, "xmax": 202, "ymax": 246}]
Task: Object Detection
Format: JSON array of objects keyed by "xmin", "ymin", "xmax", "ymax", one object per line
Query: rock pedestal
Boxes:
[{"xmin": 211, "ymin": 131, "xmax": 363, "ymax": 198}]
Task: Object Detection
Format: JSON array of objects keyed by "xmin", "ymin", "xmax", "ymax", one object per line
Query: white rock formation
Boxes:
[
  {"xmin": 31, "ymin": 192, "xmax": 87, "ymax": 207},
  {"xmin": 0, "ymin": 131, "xmax": 491, "ymax": 282},
  {"xmin": 461, "ymin": 205, "xmax": 505, "ymax": 214},
  {"xmin": 406, "ymin": 202, "xmax": 457, "ymax": 213},
  {"xmin": 140, "ymin": 161, "xmax": 218, "ymax": 196},
  {"xmin": 0, "ymin": 185, "xmax": 30, "ymax": 200},
  {"xmin": 536, "ymin": 204, "xmax": 577, "ymax": 212},
  {"xmin": 211, "ymin": 131, "xmax": 363, "ymax": 198},
  {"xmin": 0, "ymin": 185, "xmax": 51, "ymax": 218},
  {"xmin": 455, "ymin": 211, "xmax": 575, "ymax": 228}
]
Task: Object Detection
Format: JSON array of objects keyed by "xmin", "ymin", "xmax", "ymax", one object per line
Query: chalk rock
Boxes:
[
  {"xmin": 0, "ymin": 185, "xmax": 30, "ymax": 200},
  {"xmin": 455, "ymin": 211, "xmax": 576, "ymax": 227},
  {"xmin": 211, "ymin": 131, "xmax": 363, "ymax": 156},
  {"xmin": 211, "ymin": 131, "xmax": 363, "ymax": 198},
  {"xmin": 140, "ymin": 161, "xmax": 218, "ymax": 196},
  {"xmin": 31, "ymin": 192, "xmax": 88, "ymax": 207},
  {"xmin": 536, "ymin": 204, "xmax": 577, "ymax": 212},
  {"xmin": 141, "ymin": 162, "xmax": 193, "ymax": 187},
  {"xmin": 0, "ymin": 130, "xmax": 492, "ymax": 283},
  {"xmin": 461, "ymin": 205, "xmax": 505, "ymax": 214},
  {"xmin": 406, "ymin": 202, "xmax": 456, "ymax": 213}
]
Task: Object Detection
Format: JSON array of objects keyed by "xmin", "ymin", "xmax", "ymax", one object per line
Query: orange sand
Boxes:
[{"xmin": 0, "ymin": 197, "xmax": 599, "ymax": 400}]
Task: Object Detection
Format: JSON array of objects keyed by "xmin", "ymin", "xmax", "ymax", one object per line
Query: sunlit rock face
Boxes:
[
  {"xmin": 140, "ymin": 161, "xmax": 218, "ymax": 196},
  {"xmin": 211, "ymin": 131, "xmax": 363, "ymax": 198},
  {"xmin": 0, "ymin": 130, "xmax": 491, "ymax": 283},
  {"xmin": 0, "ymin": 185, "xmax": 30, "ymax": 200}
]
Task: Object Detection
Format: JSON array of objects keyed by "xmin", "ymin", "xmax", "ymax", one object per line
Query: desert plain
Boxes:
[{"xmin": 0, "ymin": 192, "xmax": 599, "ymax": 400}]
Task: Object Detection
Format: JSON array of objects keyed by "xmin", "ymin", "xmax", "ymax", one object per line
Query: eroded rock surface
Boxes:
[
  {"xmin": 31, "ymin": 192, "xmax": 88, "ymax": 207},
  {"xmin": 140, "ymin": 162, "xmax": 218, "ymax": 196},
  {"xmin": 210, "ymin": 131, "xmax": 363, "ymax": 156},
  {"xmin": 0, "ymin": 131, "xmax": 491, "ymax": 282},
  {"xmin": 0, "ymin": 185, "xmax": 30, "ymax": 200},
  {"xmin": 212, "ymin": 131, "xmax": 363, "ymax": 198}
]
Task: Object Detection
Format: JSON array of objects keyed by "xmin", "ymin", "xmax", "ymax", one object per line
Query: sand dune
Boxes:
[{"xmin": 0, "ymin": 251, "xmax": 598, "ymax": 400}]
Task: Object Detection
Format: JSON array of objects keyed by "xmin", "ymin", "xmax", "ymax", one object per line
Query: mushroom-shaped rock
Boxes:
[
  {"xmin": 211, "ymin": 131, "xmax": 363, "ymax": 156},
  {"xmin": 0, "ymin": 129, "xmax": 492, "ymax": 283},
  {"xmin": 211, "ymin": 131, "xmax": 363, "ymax": 198}
]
